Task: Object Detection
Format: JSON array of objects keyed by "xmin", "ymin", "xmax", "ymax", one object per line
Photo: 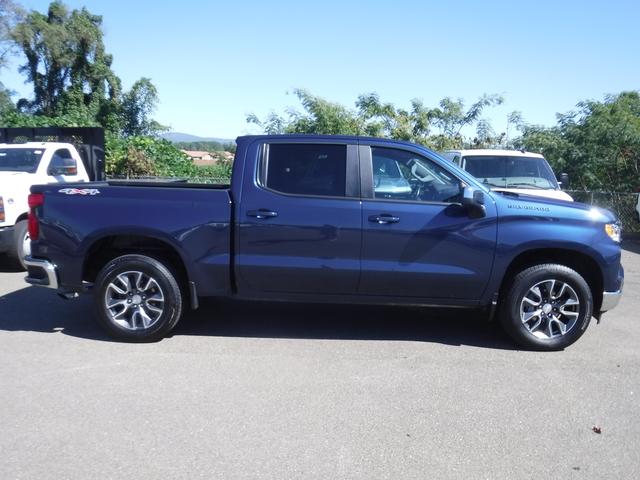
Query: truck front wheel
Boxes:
[
  {"xmin": 500, "ymin": 264, "xmax": 593, "ymax": 350},
  {"xmin": 94, "ymin": 254, "xmax": 183, "ymax": 342}
]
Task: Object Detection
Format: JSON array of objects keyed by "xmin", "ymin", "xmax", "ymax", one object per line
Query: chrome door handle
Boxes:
[
  {"xmin": 369, "ymin": 214, "xmax": 400, "ymax": 224},
  {"xmin": 247, "ymin": 209, "xmax": 278, "ymax": 219}
]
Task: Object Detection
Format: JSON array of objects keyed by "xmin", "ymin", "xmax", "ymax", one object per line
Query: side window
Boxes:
[
  {"xmin": 48, "ymin": 149, "xmax": 77, "ymax": 176},
  {"xmin": 264, "ymin": 143, "xmax": 347, "ymax": 197},
  {"xmin": 372, "ymin": 147, "xmax": 462, "ymax": 203}
]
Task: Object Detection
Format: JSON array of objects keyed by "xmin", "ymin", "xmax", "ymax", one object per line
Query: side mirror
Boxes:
[
  {"xmin": 461, "ymin": 186, "xmax": 486, "ymax": 218},
  {"xmin": 559, "ymin": 172, "xmax": 570, "ymax": 189}
]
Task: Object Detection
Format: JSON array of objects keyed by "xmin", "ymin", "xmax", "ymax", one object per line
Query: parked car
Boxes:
[
  {"xmin": 0, "ymin": 142, "xmax": 90, "ymax": 269},
  {"xmin": 442, "ymin": 149, "xmax": 573, "ymax": 202},
  {"xmin": 25, "ymin": 135, "xmax": 623, "ymax": 350}
]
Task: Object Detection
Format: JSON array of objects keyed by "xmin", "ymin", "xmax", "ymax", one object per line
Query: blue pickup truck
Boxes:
[{"xmin": 24, "ymin": 135, "xmax": 624, "ymax": 349}]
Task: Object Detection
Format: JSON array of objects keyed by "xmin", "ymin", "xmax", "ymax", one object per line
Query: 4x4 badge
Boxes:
[{"xmin": 58, "ymin": 188, "xmax": 100, "ymax": 195}]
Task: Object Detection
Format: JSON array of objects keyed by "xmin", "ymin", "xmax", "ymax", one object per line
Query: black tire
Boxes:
[
  {"xmin": 500, "ymin": 264, "xmax": 593, "ymax": 351},
  {"xmin": 6, "ymin": 220, "xmax": 29, "ymax": 271},
  {"xmin": 93, "ymin": 254, "xmax": 183, "ymax": 342}
]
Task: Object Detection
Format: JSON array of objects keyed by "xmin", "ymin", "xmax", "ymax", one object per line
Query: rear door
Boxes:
[
  {"xmin": 359, "ymin": 144, "xmax": 497, "ymax": 301},
  {"xmin": 236, "ymin": 140, "xmax": 362, "ymax": 295}
]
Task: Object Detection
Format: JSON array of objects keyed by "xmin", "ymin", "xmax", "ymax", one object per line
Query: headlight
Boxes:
[{"xmin": 605, "ymin": 222, "xmax": 622, "ymax": 243}]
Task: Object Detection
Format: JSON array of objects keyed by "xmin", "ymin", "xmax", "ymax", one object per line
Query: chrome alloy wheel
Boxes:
[
  {"xmin": 519, "ymin": 279, "xmax": 580, "ymax": 339},
  {"xmin": 104, "ymin": 271, "xmax": 165, "ymax": 330}
]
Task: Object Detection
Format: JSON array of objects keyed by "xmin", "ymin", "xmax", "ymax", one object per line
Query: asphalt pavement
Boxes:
[{"xmin": 1, "ymin": 244, "xmax": 639, "ymax": 479}]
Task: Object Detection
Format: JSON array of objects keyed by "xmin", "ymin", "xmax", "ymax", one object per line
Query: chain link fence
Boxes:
[{"xmin": 567, "ymin": 191, "xmax": 640, "ymax": 233}]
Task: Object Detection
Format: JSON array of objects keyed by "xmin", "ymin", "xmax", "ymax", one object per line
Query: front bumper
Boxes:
[
  {"xmin": 0, "ymin": 226, "xmax": 15, "ymax": 253},
  {"xmin": 599, "ymin": 259, "xmax": 624, "ymax": 314},
  {"xmin": 600, "ymin": 262, "xmax": 624, "ymax": 313},
  {"xmin": 24, "ymin": 256, "xmax": 59, "ymax": 289},
  {"xmin": 601, "ymin": 284, "xmax": 623, "ymax": 312}
]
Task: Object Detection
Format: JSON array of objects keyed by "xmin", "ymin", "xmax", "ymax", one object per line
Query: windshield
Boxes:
[
  {"xmin": 463, "ymin": 155, "xmax": 559, "ymax": 190},
  {"xmin": 0, "ymin": 148, "xmax": 44, "ymax": 173}
]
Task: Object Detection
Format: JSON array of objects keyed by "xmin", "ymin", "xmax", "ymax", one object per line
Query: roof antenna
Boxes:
[{"xmin": 520, "ymin": 148, "xmax": 525, "ymax": 153}]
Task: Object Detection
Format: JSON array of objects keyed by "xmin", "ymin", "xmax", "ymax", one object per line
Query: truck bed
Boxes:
[{"xmin": 29, "ymin": 181, "xmax": 233, "ymax": 296}]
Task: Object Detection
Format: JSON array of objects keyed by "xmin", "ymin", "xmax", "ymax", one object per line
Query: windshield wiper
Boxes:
[
  {"xmin": 482, "ymin": 181, "xmax": 505, "ymax": 188},
  {"xmin": 505, "ymin": 182, "xmax": 547, "ymax": 190}
]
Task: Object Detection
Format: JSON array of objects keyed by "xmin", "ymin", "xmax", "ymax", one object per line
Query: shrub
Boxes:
[{"xmin": 106, "ymin": 135, "xmax": 197, "ymax": 178}]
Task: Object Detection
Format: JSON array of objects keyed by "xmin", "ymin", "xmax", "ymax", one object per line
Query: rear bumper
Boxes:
[
  {"xmin": 0, "ymin": 226, "xmax": 14, "ymax": 253},
  {"xmin": 24, "ymin": 256, "xmax": 59, "ymax": 289}
]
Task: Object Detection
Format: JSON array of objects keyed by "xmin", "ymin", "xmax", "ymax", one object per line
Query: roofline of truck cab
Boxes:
[
  {"xmin": 443, "ymin": 148, "xmax": 544, "ymax": 158},
  {"xmin": 0, "ymin": 142, "xmax": 76, "ymax": 149},
  {"xmin": 236, "ymin": 134, "xmax": 433, "ymax": 150}
]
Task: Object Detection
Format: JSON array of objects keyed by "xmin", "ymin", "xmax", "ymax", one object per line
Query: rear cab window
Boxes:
[
  {"xmin": 262, "ymin": 143, "xmax": 347, "ymax": 197},
  {"xmin": 48, "ymin": 148, "xmax": 78, "ymax": 175}
]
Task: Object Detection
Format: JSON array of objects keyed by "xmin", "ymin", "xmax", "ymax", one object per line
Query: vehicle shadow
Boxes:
[
  {"xmin": 0, "ymin": 285, "xmax": 109, "ymax": 341},
  {"xmin": 174, "ymin": 298, "xmax": 515, "ymax": 350},
  {"xmin": 0, "ymin": 283, "xmax": 516, "ymax": 350},
  {"xmin": 0, "ymin": 256, "xmax": 22, "ymax": 273}
]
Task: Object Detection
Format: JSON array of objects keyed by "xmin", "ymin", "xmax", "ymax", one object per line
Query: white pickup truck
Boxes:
[
  {"xmin": 0, "ymin": 142, "xmax": 90, "ymax": 268},
  {"xmin": 442, "ymin": 149, "xmax": 573, "ymax": 202}
]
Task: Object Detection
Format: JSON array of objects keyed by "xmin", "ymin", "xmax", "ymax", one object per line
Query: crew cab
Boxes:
[
  {"xmin": 0, "ymin": 142, "xmax": 90, "ymax": 268},
  {"xmin": 442, "ymin": 149, "xmax": 573, "ymax": 202},
  {"xmin": 24, "ymin": 135, "xmax": 624, "ymax": 350}
]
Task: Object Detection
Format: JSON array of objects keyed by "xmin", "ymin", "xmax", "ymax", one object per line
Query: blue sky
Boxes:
[{"xmin": 2, "ymin": 0, "xmax": 639, "ymax": 140}]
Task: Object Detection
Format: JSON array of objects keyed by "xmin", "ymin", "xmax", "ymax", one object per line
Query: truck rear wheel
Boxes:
[
  {"xmin": 500, "ymin": 264, "xmax": 593, "ymax": 350},
  {"xmin": 93, "ymin": 254, "xmax": 183, "ymax": 342},
  {"xmin": 6, "ymin": 220, "xmax": 29, "ymax": 270}
]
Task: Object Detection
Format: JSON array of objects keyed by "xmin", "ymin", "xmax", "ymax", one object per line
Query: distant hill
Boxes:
[{"xmin": 160, "ymin": 132, "xmax": 234, "ymax": 144}]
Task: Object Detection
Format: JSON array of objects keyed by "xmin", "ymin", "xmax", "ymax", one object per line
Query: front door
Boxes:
[
  {"xmin": 236, "ymin": 141, "xmax": 362, "ymax": 295},
  {"xmin": 359, "ymin": 145, "xmax": 497, "ymax": 301}
]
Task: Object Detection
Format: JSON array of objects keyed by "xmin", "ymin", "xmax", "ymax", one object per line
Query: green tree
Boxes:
[
  {"xmin": 105, "ymin": 135, "xmax": 197, "ymax": 178},
  {"xmin": 248, "ymin": 89, "xmax": 365, "ymax": 136},
  {"xmin": 517, "ymin": 91, "xmax": 640, "ymax": 192},
  {"xmin": 0, "ymin": 87, "xmax": 13, "ymax": 115},
  {"xmin": 355, "ymin": 93, "xmax": 434, "ymax": 142},
  {"xmin": 173, "ymin": 140, "xmax": 225, "ymax": 152},
  {"xmin": 0, "ymin": 0, "xmax": 22, "ymax": 69},
  {"xmin": 247, "ymin": 89, "xmax": 504, "ymax": 150},
  {"xmin": 470, "ymin": 118, "xmax": 504, "ymax": 149},
  {"xmin": 120, "ymin": 77, "xmax": 166, "ymax": 137},
  {"xmin": 11, "ymin": 1, "xmax": 121, "ymax": 118},
  {"xmin": 0, "ymin": 0, "xmax": 23, "ymax": 114},
  {"xmin": 0, "ymin": 108, "xmax": 99, "ymax": 127},
  {"xmin": 431, "ymin": 95, "xmax": 503, "ymax": 136},
  {"xmin": 5, "ymin": 1, "xmax": 164, "ymax": 138}
]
